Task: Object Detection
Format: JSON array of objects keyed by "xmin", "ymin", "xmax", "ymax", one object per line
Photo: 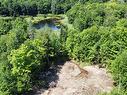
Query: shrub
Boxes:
[
  {"xmin": 66, "ymin": 26, "xmax": 127, "ymax": 65},
  {"xmin": 111, "ymin": 50, "xmax": 127, "ymax": 89},
  {"xmin": 8, "ymin": 39, "xmax": 46, "ymax": 93}
]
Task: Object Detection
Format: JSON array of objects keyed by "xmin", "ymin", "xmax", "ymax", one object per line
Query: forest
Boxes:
[{"xmin": 0, "ymin": 0, "xmax": 127, "ymax": 95}]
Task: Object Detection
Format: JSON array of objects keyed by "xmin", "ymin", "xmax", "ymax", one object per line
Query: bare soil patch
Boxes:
[{"xmin": 35, "ymin": 61, "xmax": 113, "ymax": 95}]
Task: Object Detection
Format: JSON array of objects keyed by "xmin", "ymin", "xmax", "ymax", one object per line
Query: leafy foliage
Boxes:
[
  {"xmin": 9, "ymin": 39, "xmax": 46, "ymax": 92},
  {"xmin": 0, "ymin": 19, "xmax": 12, "ymax": 35},
  {"xmin": 66, "ymin": 26, "xmax": 127, "ymax": 64},
  {"xmin": 66, "ymin": 2, "xmax": 127, "ymax": 31},
  {"xmin": 65, "ymin": 1, "xmax": 127, "ymax": 94},
  {"xmin": 111, "ymin": 50, "xmax": 127, "ymax": 89},
  {"xmin": 0, "ymin": 17, "xmax": 66, "ymax": 94},
  {"xmin": 0, "ymin": 0, "xmax": 83, "ymax": 16},
  {"xmin": 0, "ymin": 0, "xmax": 127, "ymax": 95}
]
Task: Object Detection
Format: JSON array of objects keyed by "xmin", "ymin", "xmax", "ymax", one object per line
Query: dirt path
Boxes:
[{"xmin": 35, "ymin": 61, "xmax": 113, "ymax": 95}]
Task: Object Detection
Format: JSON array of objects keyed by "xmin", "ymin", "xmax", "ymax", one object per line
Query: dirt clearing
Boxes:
[{"xmin": 35, "ymin": 61, "xmax": 113, "ymax": 95}]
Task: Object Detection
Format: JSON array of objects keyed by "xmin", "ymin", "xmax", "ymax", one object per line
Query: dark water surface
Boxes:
[{"xmin": 32, "ymin": 19, "xmax": 60, "ymax": 31}]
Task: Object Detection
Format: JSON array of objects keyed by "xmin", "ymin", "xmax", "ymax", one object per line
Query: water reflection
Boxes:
[{"xmin": 32, "ymin": 20, "xmax": 60, "ymax": 31}]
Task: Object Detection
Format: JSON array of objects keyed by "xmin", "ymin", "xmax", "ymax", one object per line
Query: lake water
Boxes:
[{"xmin": 32, "ymin": 20, "xmax": 60, "ymax": 31}]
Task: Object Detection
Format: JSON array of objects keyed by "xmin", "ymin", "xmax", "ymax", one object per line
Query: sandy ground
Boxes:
[{"xmin": 35, "ymin": 61, "xmax": 113, "ymax": 95}]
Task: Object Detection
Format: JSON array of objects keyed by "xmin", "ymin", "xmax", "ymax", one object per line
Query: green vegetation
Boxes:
[
  {"xmin": 65, "ymin": 0, "xmax": 127, "ymax": 94},
  {"xmin": 0, "ymin": 0, "xmax": 127, "ymax": 95},
  {"xmin": 0, "ymin": 17, "xmax": 66, "ymax": 94},
  {"xmin": 66, "ymin": 2, "xmax": 127, "ymax": 31},
  {"xmin": 0, "ymin": 0, "xmax": 81, "ymax": 16},
  {"xmin": 111, "ymin": 50, "xmax": 127, "ymax": 89}
]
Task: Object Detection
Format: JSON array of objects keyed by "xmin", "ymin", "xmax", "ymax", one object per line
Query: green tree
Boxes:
[
  {"xmin": 9, "ymin": 39, "xmax": 46, "ymax": 93},
  {"xmin": 111, "ymin": 50, "xmax": 127, "ymax": 89}
]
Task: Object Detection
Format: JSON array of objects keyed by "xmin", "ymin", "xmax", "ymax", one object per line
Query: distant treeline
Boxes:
[
  {"xmin": 0, "ymin": 0, "xmax": 118, "ymax": 16},
  {"xmin": 0, "ymin": 0, "xmax": 77, "ymax": 16}
]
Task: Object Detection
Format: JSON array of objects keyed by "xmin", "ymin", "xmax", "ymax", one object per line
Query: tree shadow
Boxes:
[{"xmin": 26, "ymin": 59, "xmax": 69, "ymax": 95}]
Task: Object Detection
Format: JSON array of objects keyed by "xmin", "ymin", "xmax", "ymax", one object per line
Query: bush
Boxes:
[
  {"xmin": 66, "ymin": 25, "xmax": 127, "ymax": 65},
  {"xmin": 99, "ymin": 27, "xmax": 127, "ymax": 64},
  {"xmin": 111, "ymin": 50, "xmax": 127, "ymax": 89},
  {"xmin": 0, "ymin": 19, "xmax": 12, "ymax": 35},
  {"xmin": 66, "ymin": 2, "xmax": 127, "ymax": 31},
  {"xmin": 8, "ymin": 39, "xmax": 46, "ymax": 93}
]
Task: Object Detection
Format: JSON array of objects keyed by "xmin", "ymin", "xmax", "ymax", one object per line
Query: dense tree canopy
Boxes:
[
  {"xmin": 0, "ymin": 17, "xmax": 66, "ymax": 94},
  {"xmin": 65, "ymin": 0, "xmax": 127, "ymax": 94},
  {"xmin": 0, "ymin": 0, "xmax": 127, "ymax": 94},
  {"xmin": 0, "ymin": 0, "xmax": 82, "ymax": 16}
]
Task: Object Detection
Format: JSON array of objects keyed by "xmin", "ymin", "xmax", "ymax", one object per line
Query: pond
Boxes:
[{"xmin": 32, "ymin": 19, "xmax": 61, "ymax": 31}]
